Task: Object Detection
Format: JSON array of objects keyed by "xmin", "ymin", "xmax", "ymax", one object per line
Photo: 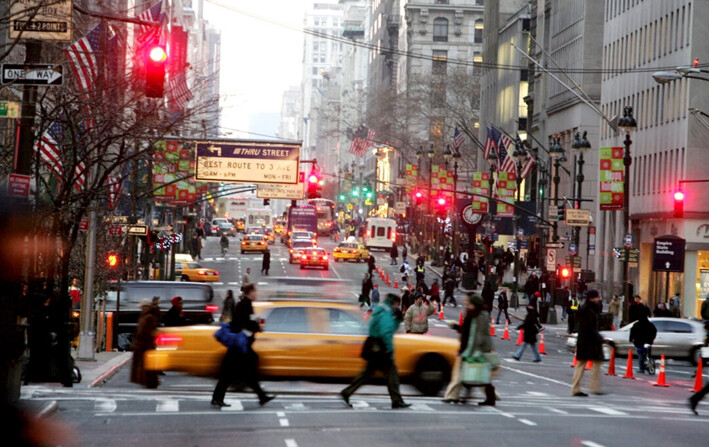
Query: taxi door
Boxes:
[{"xmin": 306, "ymin": 307, "xmax": 367, "ymax": 378}]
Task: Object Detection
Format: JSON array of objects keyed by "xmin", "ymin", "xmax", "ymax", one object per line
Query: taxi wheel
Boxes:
[
  {"xmin": 413, "ymin": 354, "xmax": 450, "ymax": 396},
  {"xmin": 180, "ymin": 275, "xmax": 189, "ymax": 282}
]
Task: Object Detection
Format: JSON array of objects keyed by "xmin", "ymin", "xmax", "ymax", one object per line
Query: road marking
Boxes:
[
  {"xmin": 411, "ymin": 403, "xmax": 434, "ymax": 411},
  {"xmin": 352, "ymin": 401, "xmax": 370, "ymax": 409},
  {"xmin": 204, "ymin": 257, "xmax": 214, "ymax": 261},
  {"xmin": 285, "ymin": 440, "xmax": 298, "ymax": 447},
  {"xmin": 548, "ymin": 408, "xmax": 568, "ymax": 415},
  {"xmin": 581, "ymin": 441, "xmax": 607, "ymax": 447},
  {"xmin": 526, "ymin": 391, "xmax": 549, "ymax": 397},
  {"xmin": 156, "ymin": 399, "xmax": 179, "ymax": 412},
  {"xmin": 284, "ymin": 402, "xmax": 307, "ymax": 410},
  {"xmin": 221, "ymin": 399, "xmax": 243, "ymax": 411},
  {"xmin": 258, "ymin": 282, "xmax": 268, "ymax": 285},
  {"xmin": 277, "ymin": 411, "xmax": 286, "ymax": 417},
  {"xmin": 279, "ymin": 418, "xmax": 290, "ymax": 426},
  {"xmin": 94, "ymin": 398, "xmax": 116, "ymax": 413},
  {"xmin": 501, "ymin": 365, "xmax": 571, "ymax": 387},
  {"xmin": 213, "ymin": 282, "xmax": 224, "ymax": 285},
  {"xmin": 590, "ymin": 407, "xmax": 628, "ymax": 416},
  {"xmin": 518, "ymin": 418, "xmax": 537, "ymax": 426},
  {"xmin": 228, "ymin": 282, "xmax": 240, "ymax": 285}
]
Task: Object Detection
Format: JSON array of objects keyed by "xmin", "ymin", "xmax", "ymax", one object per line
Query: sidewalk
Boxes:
[{"xmin": 20, "ymin": 350, "xmax": 131, "ymax": 417}]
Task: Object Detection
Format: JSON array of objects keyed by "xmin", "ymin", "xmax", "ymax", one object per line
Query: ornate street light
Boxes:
[
  {"xmin": 618, "ymin": 106, "xmax": 637, "ymax": 309},
  {"xmin": 549, "ymin": 138, "xmax": 565, "ymax": 242}
]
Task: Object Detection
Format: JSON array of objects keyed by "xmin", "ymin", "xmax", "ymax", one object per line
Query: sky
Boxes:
[{"xmin": 203, "ymin": 0, "xmax": 313, "ymax": 140}]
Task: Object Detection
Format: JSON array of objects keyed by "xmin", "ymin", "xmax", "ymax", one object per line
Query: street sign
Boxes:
[
  {"xmin": 346, "ymin": 203, "xmax": 353, "ymax": 211},
  {"xmin": 546, "ymin": 242, "xmax": 565, "ymax": 249},
  {"xmin": 652, "ymin": 235, "xmax": 685, "ymax": 272},
  {"xmin": 2, "ymin": 64, "xmax": 64, "ymax": 85},
  {"xmin": 6, "ymin": 173, "xmax": 30, "ymax": 198},
  {"xmin": 564, "ymin": 208, "xmax": 590, "ymax": 226},
  {"xmin": 588, "ymin": 226, "xmax": 596, "ymax": 256},
  {"xmin": 548, "ymin": 204, "xmax": 559, "ymax": 219},
  {"xmin": 9, "ymin": 1, "xmax": 73, "ymax": 41},
  {"xmin": 394, "ymin": 201, "xmax": 406, "ymax": 215},
  {"xmin": 516, "ymin": 228, "xmax": 525, "ymax": 238},
  {"xmin": 195, "ymin": 140, "xmax": 300, "ymax": 185},
  {"xmin": 568, "ymin": 243, "xmax": 578, "ymax": 256},
  {"xmin": 123, "ymin": 225, "xmax": 148, "ymax": 236},
  {"xmin": 546, "ymin": 248, "xmax": 557, "ymax": 271},
  {"xmin": 0, "ymin": 101, "xmax": 20, "ymax": 118},
  {"xmin": 256, "ymin": 182, "xmax": 304, "ymax": 200},
  {"xmin": 614, "ymin": 247, "xmax": 639, "ymax": 264},
  {"xmin": 565, "ymin": 255, "xmax": 582, "ymax": 272},
  {"xmin": 623, "ymin": 233, "xmax": 634, "ymax": 248}
]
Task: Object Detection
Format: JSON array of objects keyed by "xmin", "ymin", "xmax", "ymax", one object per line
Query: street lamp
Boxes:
[
  {"xmin": 571, "ymin": 130, "xmax": 591, "ymax": 300},
  {"xmin": 548, "ymin": 137, "xmax": 565, "ymax": 242},
  {"xmin": 618, "ymin": 106, "xmax": 637, "ymax": 312},
  {"xmin": 450, "ymin": 146, "xmax": 462, "ymax": 256},
  {"xmin": 511, "ymin": 141, "xmax": 528, "ymax": 309},
  {"xmin": 485, "ymin": 150, "xmax": 498, "ymax": 285},
  {"xmin": 427, "ymin": 144, "xmax": 435, "ymax": 255}
]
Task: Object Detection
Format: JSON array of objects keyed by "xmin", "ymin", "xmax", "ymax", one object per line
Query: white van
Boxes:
[
  {"xmin": 245, "ymin": 208, "xmax": 273, "ymax": 228},
  {"xmin": 363, "ymin": 217, "xmax": 397, "ymax": 250}
]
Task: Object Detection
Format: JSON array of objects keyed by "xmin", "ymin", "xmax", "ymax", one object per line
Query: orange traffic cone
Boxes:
[
  {"xmin": 691, "ymin": 360, "xmax": 704, "ymax": 392},
  {"xmin": 606, "ymin": 348, "xmax": 617, "ymax": 376},
  {"xmin": 458, "ymin": 311, "xmax": 464, "ymax": 326},
  {"xmin": 585, "ymin": 360, "xmax": 593, "ymax": 370},
  {"xmin": 490, "ymin": 316, "xmax": 497, "ymax": 336},
  {"xmin": 570, "ymin": 348, "xmax": 578, "ymax": 367},
  {"xmin": 438, "ymin": 308, "xmax": 445, "ymax": 320},
  {"xmin": 501, "ymin": 322, "xmax": 511, "ymax": 340},
  {"xmin": 394, "ymin": 279, "xmax": 399, "ymax": 289},
  {"xmin": 386, "ymin": 271, "xmax": 390, "ymax": 283},
  {"xmin": 516, "ymin": 328, "xmax": 524, "ymax": 346},
  {"xmin": 538, "ymin": 332, "xmax": 547, "ymax": 355},
  {"xmin": 623, "ymin": 349, "xmax": 636, "ymax": 379},
  {"xmin": 653, "ymin": 355, "xmax": 670, "ymax": 387}
]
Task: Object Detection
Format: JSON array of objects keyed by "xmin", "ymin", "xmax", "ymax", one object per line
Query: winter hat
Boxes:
[
  {"xmin": 534, "ymin": 291, "xmax": 541, "ymax": 297},
  {"xmin": 467, "ymin": 293, "xmax": 483, "ymax": 306},
  {"xmin": 171, "ymin": 296, "xmax": 182, "ymax": 306},
  {"xmin": 586, "ymin": 289, "xmax": 600, "ymax": 299}
]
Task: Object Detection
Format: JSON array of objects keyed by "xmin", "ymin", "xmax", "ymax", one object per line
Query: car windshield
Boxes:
[
  {"xmin": 248, "ymin": 228, "xmax": 264, "ymax": 234},
  {"xmin": 293, "ymin": 241, "xmax": 313, "ymax": 248},
  {"xmin": 187, "ymin": 263, "xmax": 202, "ymax": 269}
]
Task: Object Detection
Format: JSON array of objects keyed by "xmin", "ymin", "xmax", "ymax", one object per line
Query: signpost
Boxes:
[
  {"xmin": 623, "ymin": 234, "xmax": 634, "ymax": 248},
  {"xmin": 546, "ymin": 248, "xmax": 557, "ymax": 271},
  {"xmin": 652, "ymin": 235, "xmax": 686, "ymax": 302},
  {"xmin": 9, "ymin": 0, "xmax": 73, "ymax": 41},
  {"xmin": 256, "ymin": 182, "xmax": 304, "ymax": 200},
  {"xmin": 568, "ymin": 243, "xmax": 578, "ymax": 256},
  {"xmin": 394, "ymin": 201, "xmax": 406, "ymax": 216},
  {"xmin": 1, "ymin": 64, "xmax": 64, "ymax": 85},
  {"xmin": 194, "ymin": 140, "xmax": 300, "ymax": 184}
]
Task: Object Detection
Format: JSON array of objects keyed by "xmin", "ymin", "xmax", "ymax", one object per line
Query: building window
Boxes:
[
  {"xmin": 313, "ymin": 42, "xmax": 319, "ymax": 52},
  {"xmin": 432, "ymin": 50, "xmax": 447, "ymax": 76},
  {"xmin": 474, "ymin": 19, "xmax": 484, "ymax": 43},
  {"xmin": 433, "ymin": 18, "xmax": 449, "ymax": 42},
  {"xmin": 312, "ymin": 67, "xmax": 318, "ymax": 75},
  {"xmin": 473, "ymin": 51, "xmax": 482, "ymax": 63},
  {"xmin": 435, "ymin": 0, "xmax": 449, "ymax": 4}
]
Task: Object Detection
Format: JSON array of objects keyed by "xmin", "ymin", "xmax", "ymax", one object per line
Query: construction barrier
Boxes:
[
  {"xmin": 105, "ymin": 312, "xmax": 114, "ymax": 352},
  {"xmin": 516, "ymin": 328, "xmax": 524, "ymax": 346},
  {"xmin": 606, "ymin": 348, "xmax": 617, "ymax": 376},
  {"xmin": 585, "ymin": 360, "xmax": 592, "ymax": 370},
  {"xmin": 570, "ymin": 348, "xmax": 578, "ymax": 367}
]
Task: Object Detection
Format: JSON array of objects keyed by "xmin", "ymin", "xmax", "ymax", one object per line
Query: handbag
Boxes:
[
  {"xmin": 461, "ymin": 353, "xmax": 492, "ymax": 386},
  {"xmin": 214, "ymin": 323, "xmax": 248, "ymax": 353},
  {"xmin": 361, "ymin": 336, "xmax": 387, "ymax": 363}
]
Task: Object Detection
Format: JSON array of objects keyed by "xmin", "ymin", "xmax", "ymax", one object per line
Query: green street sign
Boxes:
[{"xmin": 0, "ymin": 101, "xmax": 20, "ymax": 118}]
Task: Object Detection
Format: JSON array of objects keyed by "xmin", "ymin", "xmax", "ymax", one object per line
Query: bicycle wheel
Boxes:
[{"xmin": 645, "ymin": 357, "xmax": 656, "ymax": 375}]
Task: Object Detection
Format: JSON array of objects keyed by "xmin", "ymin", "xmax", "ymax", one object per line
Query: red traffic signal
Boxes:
[
  {"xmin": 308, "ymin": 173, "xmax": 319, "ymax": 184},
  {"xmin": 436, "ymin": 197, "xmax": 446, "ymax": 206},
  {"xmin": 560, "ymin": 267, "xmax": 570, "ymax": 278},
  {"xmin": 107, "ymin": 254, "xmax": 118, "ymax": 267},
  {"xmin": 145, "ymin": 43, "xmax": 167, "ymax": 98},
  {"xmin": 673, "ymin": 189, "xmax": 685, "ymax": 218},
  {"xmin": 413, "ymin": 189, "xmax": 423, "ymax": 205}
]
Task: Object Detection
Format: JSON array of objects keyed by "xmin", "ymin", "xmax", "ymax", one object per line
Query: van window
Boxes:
[
  {"xmin": 386, "ymin": 227, "xmax": 392, "ymax": 239},
  {"xmin": 377, "ymin": 226, "xmax": 386, "ymax": 237}
]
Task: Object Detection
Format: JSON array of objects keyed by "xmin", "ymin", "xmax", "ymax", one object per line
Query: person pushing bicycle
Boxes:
[
  {"xmin": 629, "ymin": 312, "xmax": 657, "ymax": 374},
  {"xmin": 220, "ymin": 233, "xmax": 229, "ymax": 255}
]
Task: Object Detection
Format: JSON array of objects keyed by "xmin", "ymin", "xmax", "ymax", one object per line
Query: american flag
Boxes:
[
  {"xmin": 33, "ymin": 121, "xmax": 65, "ymax": 180},
  {"xmin": 168, "ymin": 73, "xmax": 193, "ymax": 111},
  {"xmin": 497, "ymin": 131, "xmax": 516, "ymax": 173},
  {"xmin": 348, "ymin": 126, "xmax": 376, "ymax": 157},
  {"xmin": 451, "ymin": 126, "xmax": 464, "ymax": 157},
  {"xmin": 483, "ymin": 126, "xmax": 499, "ymax": 161},
  {"xmin": 64, "ymin": 24, "xmax": 102, "ymax": 94},
  {"xmin": 520, "ymin": 150, "xmax": 536, "ymax": 179},
  {"xmin": 74, "ymin": 157, "xmax": 87, "ymax": 192},
  {"xmin": 107, "ymin": 175, "xmax": 124, "ymax": 209},
  {"xmin": 137, "ymin": 1, "xmax": 163, "ymax": 35}
]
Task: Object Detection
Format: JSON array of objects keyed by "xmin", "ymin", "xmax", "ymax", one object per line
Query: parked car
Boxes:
[
  {"xmin": 565, "ymin": 317, "xmax": 707, "ymax": 365},
  {"xmin": 144, "ymin": 298, "xmax": 457, "ymax": 395}
]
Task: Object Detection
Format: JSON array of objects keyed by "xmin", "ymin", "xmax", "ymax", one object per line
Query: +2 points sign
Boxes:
[{"xmin": 195, "ymin": 140, "xmax": 300, "ymax": 185}]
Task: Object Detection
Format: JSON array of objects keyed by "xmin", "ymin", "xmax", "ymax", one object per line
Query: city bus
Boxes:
[
  {"xmin": 283, "ymin": 204, "xmax": 318, "ymax": 244},
  {"xmin": 307, "ymin": 199, "xmax": 336, "ymax": 235}
]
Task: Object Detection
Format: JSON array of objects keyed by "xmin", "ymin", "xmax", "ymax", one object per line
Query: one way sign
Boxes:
[{"xmin": 1, "ymin": 64, "xmax": 63, "ymax": 86}]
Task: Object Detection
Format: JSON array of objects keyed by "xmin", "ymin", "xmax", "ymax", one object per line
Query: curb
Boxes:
[
  {"xmin": 36, "ymin": 400, "xmax": 58, "ymax": 418},
  {"xmin": 88, "ymin": 353, "xmax": 132, "ymax": 388}
]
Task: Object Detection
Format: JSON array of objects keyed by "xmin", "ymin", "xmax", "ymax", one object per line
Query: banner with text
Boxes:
[{"xmin": 599, "ymin": 146, "xmax": 624, "ymax": 210}]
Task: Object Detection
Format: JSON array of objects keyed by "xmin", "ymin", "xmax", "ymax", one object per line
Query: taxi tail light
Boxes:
[
  {"xmin": 205, "ymin": 304, "xmax": 219, "ymax": 313},
  {"xmin": 289, "ymin": 249, "xmax": 293, "ymax": 253},
  {"xmin": 213, "ymin": 270, "xmax": 219, "ymax": 275},
  {"xmin": 241, "ymin": 241, "xmax": 247, "ymax": 245},
  {"xmin": 198, "ymin": 271, "xmax": 206, "ymax": 275},
  {"xmin": 259, "ymin": 242, "xmax": 265, "ymax": 245},
  {"xmin": 155, "ymin": 334, "xmax": 182, "ymax": 347}
]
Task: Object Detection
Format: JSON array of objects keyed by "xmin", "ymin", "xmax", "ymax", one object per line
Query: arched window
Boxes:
[
  {"xmin": 474, "ymin": 19, "xmax": 484, "ymax": 43},
  {"xmin": 433, "ymin": 18, "xmax": 449, "ymax": 42}
]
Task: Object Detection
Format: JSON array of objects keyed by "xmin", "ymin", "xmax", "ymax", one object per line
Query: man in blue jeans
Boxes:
[{"xmin": 629, "ymin": 312, "xmax": 657, "ymax": 373}]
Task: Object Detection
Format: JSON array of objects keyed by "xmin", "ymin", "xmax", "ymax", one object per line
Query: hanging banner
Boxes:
[
  {"xmin": 599, "ymin": 146, "xmax": 624, "ymax": 210},
  {"xmin": 495, "ymin": 171, "xmax": 516, "ymax": 217},
  {"xmin": 431, "ymin": 165, "xmax": 454, "ymax": 198},
  {"xmin": 404, "ymin": 163, "xmax": 418, "ymax": 192},
  {"xmin": 471, "ymin": 172, "xmax": 490, "ymax": 214}
]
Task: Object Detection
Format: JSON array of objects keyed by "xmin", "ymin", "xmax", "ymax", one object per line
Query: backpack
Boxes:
[{"xmin": 400, "ymin": 264, "xmax": 406, "ymax": 274}]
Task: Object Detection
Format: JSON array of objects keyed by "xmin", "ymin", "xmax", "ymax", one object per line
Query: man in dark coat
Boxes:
[
  {"xmin": 390, "ymin": 242, "xmax": 398, "ymax": 265},
  {"xmin": 211, "ymin": 284, "xmax": 275, "ymax": 407},
  {"xmin": 261, "ymin": 248, "xmax": 271, "ymax": 275},
  {"xmin": 367, "ymin": 254, "xmax": 376, "ymax": 276},
  {"xmin": 571, "ymin": 290, "xmax": 605, "ymax": 396},
  {"xmin": 628, "ymin": 295, "xmax": 650, "ymax": 324},
  {"xmin": 164, "ymin": 296, "xmax": 188, "ymax": 327},
  {"xmin": 131, "ymin": 301, "xmax": 160, "ymax": 388},
  {"xmin": 481, "ymin": 282, "xmax": 495, "ymax": 312},
  {"xmin": 629, "ymin": 313, "xmax": 657, "ymax": 374}
]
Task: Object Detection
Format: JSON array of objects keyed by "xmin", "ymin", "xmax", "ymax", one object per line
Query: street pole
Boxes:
[
  {"xmin": 572, "ymin": 131, "xmax": 590, "ymax": 300},
  {"xmin": 618, "ymin": 106, "xmax": 637, "ymax": 315},
  {"xmin": 452, "ymin": 156, "xmax": 460, "ymax": 257},
  {"xmin": 485, "ymin": 152, "xmax": 498, "ymax": 286}
]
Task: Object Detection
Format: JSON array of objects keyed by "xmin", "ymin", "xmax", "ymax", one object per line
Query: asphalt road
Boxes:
[{"xmin": 25, "ymin": 236, "xmax": 709, "ymax": 446}]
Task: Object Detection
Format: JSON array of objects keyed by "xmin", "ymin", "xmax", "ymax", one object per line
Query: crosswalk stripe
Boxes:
[
  {"xmin": 590, "ymin": 407, "xmax": 627, "ymax": 416},
  {"xmin": 411, "ymin": 403, "xmax": 435, "ymax": 411},
  {"xmin": 221, "ymin": 399, "xmax": 243, "ymax": 411},
  {"xmin": 156, "ymin": 399, "xmax": 179, "ymax": 412},
  {"xmin": 94, "ymin": 399, "xmax": 116, "ymax": 413}
]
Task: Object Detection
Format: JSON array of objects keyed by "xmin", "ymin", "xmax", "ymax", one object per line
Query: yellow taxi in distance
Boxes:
[
  {"xmin": 241, "ymin": 234, "xmax": 268, "ymax": 253},
  {"xmin": 144, "ymin": 300, "xmax": 458, "ymax": 395},
  {"xmin": 264, "ymin": 228, "xmax": 276, "ymax": 244},
  {"xmin": 333, "ymin": 242, "xmax": 369, "ymax": 263},
  {"xmin": 235, "ymin": 219, "xmax": 245, "ymax": 232},
  {"xmin": 274, "ymin": 222, "xmax": 285, "ymax": 235},
  {"xmin": 175, "ymin": 262, "xmax": 220, "ymax": 282}
]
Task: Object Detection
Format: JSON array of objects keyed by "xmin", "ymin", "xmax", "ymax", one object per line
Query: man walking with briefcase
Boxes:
[{"xmin": 340, "ymin": 294, "xmax": 411, "ymax": 409}]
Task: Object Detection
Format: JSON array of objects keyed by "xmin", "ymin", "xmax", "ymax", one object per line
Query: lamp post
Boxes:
[
  {"xmin": 427, "ymin": 144, "xmax": 435, "ymax": 257},
  {"xmin": 618, "ymin": 106, "xmax": 637, "ymax": 314},
  {"xmin": 548, "ymin": 138, "xmax": 565, "ymax": 243},
  {"xmin": 537, "ymin": 162, "xmax": 548, "ymax": 272},
  {"xmin": 450, "ymin": 146, "xmax": 462, "ymax": 256},
  {"xmin": 571, "ymin": 130, "xmax": 591, "ymax": 298},
  {"xmin": 415, "ymin": 146, "xmax": 423, "ymax": 247},
  {"xmin": 485, "ymin": 150, "xmax": 498, "ymax": 285},
  {"xmin": 511, "ymin": 142, "xmax": 528, "ymax": 308}
]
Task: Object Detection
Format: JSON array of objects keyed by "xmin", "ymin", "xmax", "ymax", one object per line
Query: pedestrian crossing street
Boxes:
[{"xmin": 22, "ymin": 387, "xmax": 703, "ymax": 421}]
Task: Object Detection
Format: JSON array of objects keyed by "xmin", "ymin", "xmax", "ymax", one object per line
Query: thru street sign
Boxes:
[{"xmin": 2, "ymin": 64, "xmax": 64, "ymax": 85}]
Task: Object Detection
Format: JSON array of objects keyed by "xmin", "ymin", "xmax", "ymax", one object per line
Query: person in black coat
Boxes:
[
  {"xmin": 628, "ymin": 295, "xmax": 651, "ymax": 324},
  {"xmin": 359, "ymin": 273, "xmax": 373, "ymax": 308},
  {"xmin": 570, "ymin": 290, "xmax": 605, "ymax": 396},
  {"xmin": 496, "ymin": 290, "xmax": 510, "ymax": 324},
  {"xmin": 513, "ymin": 306, "xmax": 542, "ymax": 362},
  {"xmin": 390, "ymin": 242, "xmax": 398, "ymax": 265},
  {"xmin": 367, "ymin": 254, "xmax": 376, "ymax": 276},
  {"xmin": 261, "ymin": 248, "xmax": 271, "ymax": 275},
  {"xmin": 164, "ymin": 296, "xmax": 188, "ymax": 327},
  {"xmin": 481, "ymin": 282, "xmax": 495, "ymax": 312},
  {"xmin": 629, "ymin": 313, "xmax": 657, "ymax": 373},
  {"xmin": 211, "ymin": 284, "xmax": 275, "ymax": 407}
]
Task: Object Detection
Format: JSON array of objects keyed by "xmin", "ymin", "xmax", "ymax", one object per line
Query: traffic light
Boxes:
[
  {"xmin": 107, "ymin": 254, "xmax": 118, "ymax": 268},
  {"xmin": 307, "ymin": 171, "xmax": 321, "ymax": 199},
  {"xmin": 338, "ymin": 194, "xmax": 346, "ymax": 201},
  {"xmin": 414, "ymin": 190, "xmax": 423, "ymax": 205},
  {"xmin": 145, "ymin": 43, "xmax": 167, "ymax": 98},
  {"xmin": 434, "ymin": 195, "xmax": 449, "ymax": 216},
  {"xmin": 673, "ymin": 189, "xmax": 685, "ymax": 218},
  {"xmin": 263, "ymin": 199, "xmax": 270, "ymax": 206},
  {"xmin": 560, "ymin": 266, "xmax": 570, "ymax": 279}
]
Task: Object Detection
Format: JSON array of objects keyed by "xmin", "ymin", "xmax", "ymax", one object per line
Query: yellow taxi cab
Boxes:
[
  {"xmin": 241, "ymin": 234, "xmax": 268, "ymax": 253},
  {"xmin": 175, "ymin": 262, "xmax": 220, "ymax": 282},
  {"xmin": 235, "ymin": 219, "xmax": 245, "ymax": 232},
  {"xmin": 274, "ymin": 222, "xmax": 285, "ymax": 235},
  {"xmin": 144, "ymin": 298, "xmax": 458, "ymax": 395},
  {"xmin": 264, "ymin": 228, "xmax": 276, "ymax": 244},
  {"xmin": 333, "ymin": 241, "xmax": 369, "ymax": 263}
]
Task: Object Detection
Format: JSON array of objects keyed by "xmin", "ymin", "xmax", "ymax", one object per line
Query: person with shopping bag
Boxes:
[{"xmin": 442, "ymin": 294, "xmax": 500, "ymax": 405}]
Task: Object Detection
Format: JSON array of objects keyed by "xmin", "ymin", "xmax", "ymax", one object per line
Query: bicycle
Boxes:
[{"xmin": 637, "ymin": 343, "xmax": 656, "ymax": 375}]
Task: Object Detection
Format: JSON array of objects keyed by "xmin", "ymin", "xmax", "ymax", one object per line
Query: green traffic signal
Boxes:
[
  {"xmin": 339, "ymin": 194, "xmax": 346, "ymax": 201},
  {"xmin": 362, "ymin": 185, "xmax": 369, "ymax": 192},
  {"xmin": 365, "ymin": 192, "xmax": 372, "ymax": 199}
]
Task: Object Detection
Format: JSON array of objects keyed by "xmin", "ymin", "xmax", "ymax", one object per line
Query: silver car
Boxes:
[{"xmin": 565, "ymin": 317, "xmax": 706, "ymax": 365}]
